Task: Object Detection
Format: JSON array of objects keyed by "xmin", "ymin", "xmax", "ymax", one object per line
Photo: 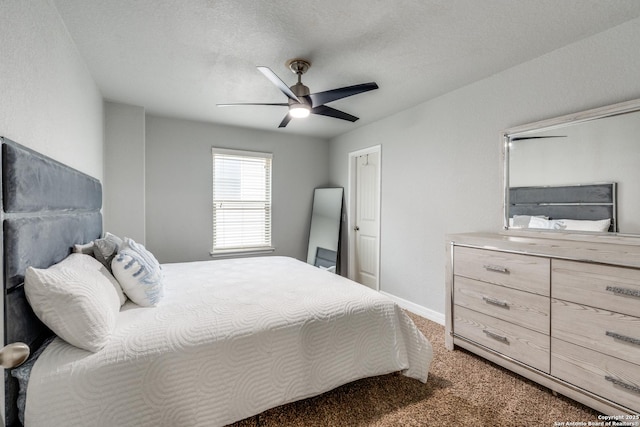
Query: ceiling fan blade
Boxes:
[
  {"xmin": 257, "ymin": 66, "xmax": 300, "ymax": 102},
  {"xmin": 311, "ymin": 105, "xmax": 359, "ymax": 122},
  {"xmin": 217, "ymin": 103, "xmax": 288, "ymax": 107},
  {"xmin": 308, "ymin": 82, "xmax": 378, "ymax": 107},
  {"xmin": 278, "ymin": 113, "xmax": 293, "ymax": 128}
]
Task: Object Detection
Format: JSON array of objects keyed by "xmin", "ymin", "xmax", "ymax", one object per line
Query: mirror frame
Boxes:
[
  {"xmin": 306, "ymin": 187, "xmax": 344, "ymax": 272},
  {"xmin": 502, "ymin": 97, "xmax": 640, "ymax": 235}
]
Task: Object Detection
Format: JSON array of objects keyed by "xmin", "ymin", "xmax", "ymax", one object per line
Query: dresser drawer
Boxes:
[
  {"xmin": 551, "ymin": 338, "xmax": 640, "ymax": 413},
  {"xmin": 454, "ymin": 247, "xmax": 549, "ymax": 296},
  {"xmin": 552, "ymin": 299, "xmax": 640, "ymax": 366},
  {"xmin": 454, "ymin": 276, "xmax": 549, "ymax": 334},
  {"xmin": 553, "ymin": 259, "xmax": 640, "ymax": 317},
  {"xmin": 454, "ymin": 305, "xmax": 549, "ymax": 372}
]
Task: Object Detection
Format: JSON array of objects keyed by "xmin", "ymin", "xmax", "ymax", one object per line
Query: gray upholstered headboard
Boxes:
[
  {"xmin": 508, "ymin": 183, "xmax": 617, "ymax": 232},
  {"xmin": 1, "ymin": 137, "xmax": 103, "ymax": 427}
]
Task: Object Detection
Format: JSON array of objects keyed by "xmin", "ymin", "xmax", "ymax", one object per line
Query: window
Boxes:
[{"xmin": 211, "ymin": 148, "xmax": 273, "ymax": 255}]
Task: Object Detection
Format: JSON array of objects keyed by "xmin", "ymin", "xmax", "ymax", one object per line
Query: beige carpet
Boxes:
[{"xmin": 231, "ymin": 312, "xmax": 600, "ymax": 426}]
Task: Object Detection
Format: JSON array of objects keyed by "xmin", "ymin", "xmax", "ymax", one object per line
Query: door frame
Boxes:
[{"xmin": 347, "ymin": 145, "xmax": 381, "ymax": 291}]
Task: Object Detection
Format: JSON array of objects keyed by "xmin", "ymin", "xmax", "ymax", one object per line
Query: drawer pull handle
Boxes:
[
  {"xmin": 605, "ymin": 285, "xmax": 640, "ymax": 298},
  {"xmin": 482, "ymin": 329, "xmax": 509, "ymax": 344},
  {"xmin": 605, "ymin": 331, "xmax": 640, "ymax": 346},
  {"xmin": 604, "ymin": 376, "xmax": 640, "ymax": 395},
  {"xmin": 482, "ymin": 296, "xmax": 510, "ymax": 308},
  {"xmin": 483, "ymin": 264, "xmax": 509, "ymax": 274}
]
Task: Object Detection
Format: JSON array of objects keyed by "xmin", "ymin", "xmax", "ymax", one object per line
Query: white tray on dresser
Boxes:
[{"xmin": 446, "ymin": 231, "xmax": 640, "ymax": 416}]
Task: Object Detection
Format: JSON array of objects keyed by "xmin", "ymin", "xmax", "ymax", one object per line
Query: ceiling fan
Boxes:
[{"xmin": 217, "ymin": 59, "xmax": 379, "ymax": 128}]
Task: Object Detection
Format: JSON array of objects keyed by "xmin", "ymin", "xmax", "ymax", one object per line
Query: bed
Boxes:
[
  {"xmin": 1, "ymin": 137, "xmax": 433, "ymax": 427},
  {"xmin": 507, "ymin": 183, "xmax": 617, "ymax": 232}
]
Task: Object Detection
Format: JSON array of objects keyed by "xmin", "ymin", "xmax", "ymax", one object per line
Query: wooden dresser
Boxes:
[{"xmin": 446, "ymin": 232, "xmax": 640, "ymax": 416}]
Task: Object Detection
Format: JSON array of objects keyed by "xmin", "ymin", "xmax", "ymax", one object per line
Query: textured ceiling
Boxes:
[{"xmin": 53, "ymin": 0, "xmax": 640, "ymax": 139}]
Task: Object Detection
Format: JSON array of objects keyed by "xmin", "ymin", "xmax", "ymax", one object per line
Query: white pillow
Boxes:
[
  {"xmin": 111, "ymin": 238, "xmax": 163, "ymax": 307},
  {"xmin": 24, "ymin": 254, "xmax": 121, "ymax": 352},
  {"xmin": 527, "ymin": 216, "xmax": 551, "ymax": 229},
  {"xmin": 550, "ymin": 218, "xmax": 611, "ymax": 232},
  {"xmin": 74, "ymin": 240, "xmax": 126, "ymax": 306},
  {"xmin": 510, "ymin": 215, "xmax": 549, "ymax": 228}
]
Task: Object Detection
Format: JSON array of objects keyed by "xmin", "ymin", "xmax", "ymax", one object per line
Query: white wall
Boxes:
[
  {"xmin": 144, "ymin": 115, "xmax": 330, "ymax": 263},
  {"xmin": 329, "ymin": 17, "xmax": 640, "ymax": 321},
  {"xmin": 104, "ymin": 102, "xmax": 146, "ymax": 242},
  {"xmin": 0, "ymin": 1, "xmax": 103, "ymax": 180}
]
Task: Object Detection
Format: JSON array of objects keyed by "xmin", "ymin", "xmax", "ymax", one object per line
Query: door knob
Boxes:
[{"xmin": 354, "ymin": 226, "xmax": 360, "ymax": 231}]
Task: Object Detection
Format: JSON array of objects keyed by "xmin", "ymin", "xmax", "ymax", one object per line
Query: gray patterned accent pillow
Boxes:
[
  {"xmin": 73, "ymin": 241, "xmax": 95, "ymax": 255},
  {"xmin": 93, "ymin": 232, "xmax": 123, "ymax": 272}
]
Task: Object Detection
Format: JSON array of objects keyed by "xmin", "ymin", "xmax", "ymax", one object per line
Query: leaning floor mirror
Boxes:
[{"xmin": 306, "ymin": 187, "xmax": 344, "ymax": 273}]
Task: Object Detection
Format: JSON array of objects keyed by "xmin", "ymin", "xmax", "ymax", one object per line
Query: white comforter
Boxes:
[{"xmin": 25, "ymin": 256, "xmax": 433, "ymax": 427}]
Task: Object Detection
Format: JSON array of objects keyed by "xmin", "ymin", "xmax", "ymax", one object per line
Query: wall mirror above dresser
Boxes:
[{"xmin": 504, "ymin": 98, "xmax": 640, "ymax": 236}]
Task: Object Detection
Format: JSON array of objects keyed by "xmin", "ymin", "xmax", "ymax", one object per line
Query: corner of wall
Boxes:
[{"xmin": 103, "ymin": 101, "xmax": 146, "ymax": 243}]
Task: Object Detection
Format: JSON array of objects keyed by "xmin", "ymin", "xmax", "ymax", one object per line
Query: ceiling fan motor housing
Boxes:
[{"xmin": 290, "ymin": 82, "xmax": 311, "ymax": 106}]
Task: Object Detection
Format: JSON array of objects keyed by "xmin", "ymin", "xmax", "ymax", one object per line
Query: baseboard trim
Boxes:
[{"xmin": 380, "ymin": 291, "xmax": 445, "ymax": 325}]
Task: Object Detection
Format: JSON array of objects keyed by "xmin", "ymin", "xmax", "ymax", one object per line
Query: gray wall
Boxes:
[
  {"xmin": 0, "ymin": 1, "xmax": 104, "ymax": 180},
  {"xmin": 144, "ymin": 115, "xmax": 329, "ymax": 263},
  {"xmin": 329, "ymin": 17, "xmax": 640, "ymax": 321},
  {"xmin": 104, "ymin": 102, "xmax": 146, "ymax": 243}
]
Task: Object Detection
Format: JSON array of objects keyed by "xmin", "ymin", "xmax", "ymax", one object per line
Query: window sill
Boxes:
[{"xmin": 209, "ymin": 247, "xmax": 276, "ymax": 258}]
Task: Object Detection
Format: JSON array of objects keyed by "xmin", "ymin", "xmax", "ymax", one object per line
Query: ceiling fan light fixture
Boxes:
[
  {"xmin": 219, "ymin": 59, "xmax": 379, "ymax": 128},
  {"xmin": 289, "ymin": 103, "xmax": 310, "ymax": 118}
]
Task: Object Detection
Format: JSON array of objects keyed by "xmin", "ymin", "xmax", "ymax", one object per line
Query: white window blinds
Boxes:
[{"xmin": 211, "ymin": 148, "xmax": 273, "ymax": 254}]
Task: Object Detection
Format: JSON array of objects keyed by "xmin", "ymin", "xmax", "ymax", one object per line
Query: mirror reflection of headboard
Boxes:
[
  {"xmin": 504, "ymin": 97, "xmax": 640, "ymax": 235},
  {"xmin": 508, "ymin": 183, "xmax": 616, "ymax": 232}
]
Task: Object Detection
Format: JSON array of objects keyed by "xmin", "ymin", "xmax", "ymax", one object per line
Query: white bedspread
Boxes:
[{"xmin": 25, "ymin": 256, "xmax": 432, "ymax": 427}]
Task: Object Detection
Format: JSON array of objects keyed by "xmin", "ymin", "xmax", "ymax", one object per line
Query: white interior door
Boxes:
[{"xmin": 349, "ymin": 146, "xmax": 381, "ymax": 290}]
